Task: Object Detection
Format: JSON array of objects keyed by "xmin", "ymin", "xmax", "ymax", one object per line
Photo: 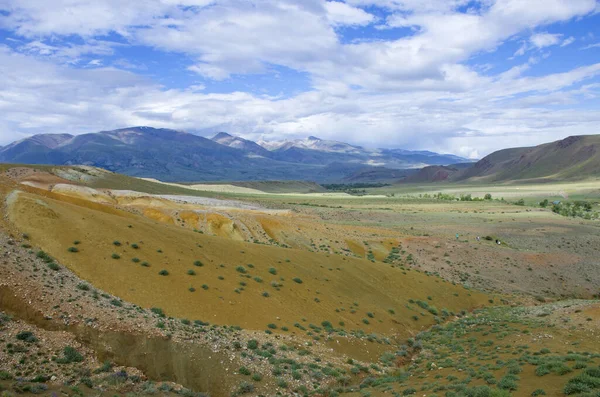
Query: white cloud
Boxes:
[
  {"xmin": 1, "ymin": 45, "xmax": 599, "ymax": 159},
  {"xmin": 325, "ymin": 1, "xmax": 375, "ymax": 26},
  {"xmin": 0, "ymin": 0, "xmax": 599, "ymax": 157},
  {"xmin": 1, "ymin": 0, "xmax": 596, "ymax": 87},
  {"xmin": 16, "ymin": 39, "xmax": 118, "ymax": 63},
  {"xmin": 582, "ymin": 42, "xmax": 600, "ymax": 50},
  {"xmin": 561, "ymin": 36, "xmax": 576, "ymax": 46},
  {"xmin": 530, "ymin": 32, "xmax": 562, "ymax": 48}
]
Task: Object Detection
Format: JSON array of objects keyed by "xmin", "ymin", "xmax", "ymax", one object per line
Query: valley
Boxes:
[{"xmin": 0, "ymin": 164, "xmax": 599, "ymax": 396}]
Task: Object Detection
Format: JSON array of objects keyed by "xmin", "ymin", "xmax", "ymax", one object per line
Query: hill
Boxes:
[
  {"xmin": 401, "ymin": 165, "xmax": 460, "ymax": 183},
  {"xmin": 456, "ymin": 135, "xmax": 600, "ymax": 182}
]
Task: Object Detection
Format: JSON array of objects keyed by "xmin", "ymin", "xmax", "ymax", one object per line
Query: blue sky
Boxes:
[{"xmin": 0, "ymin": 0, "xmax": 599, "ymax": 158}]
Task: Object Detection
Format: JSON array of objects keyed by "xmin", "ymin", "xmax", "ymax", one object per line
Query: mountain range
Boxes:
[
  {"xmin": 3, "ymin": 127, "xmax": 595, "ymax": 184},
  {"xmin": 0, "ymin": 127, "xmax": 469, "ymax": 182}
]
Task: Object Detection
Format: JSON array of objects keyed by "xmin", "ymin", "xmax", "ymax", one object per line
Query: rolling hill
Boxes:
[{"xmin": 456, "ymin": 135, "xmax": 600, "ymax": 182}]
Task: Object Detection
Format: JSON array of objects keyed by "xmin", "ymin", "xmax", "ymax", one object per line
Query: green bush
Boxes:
[
  {"xmin": 239, "ymin": 367, "xmax": 251, "ymax": 376},
  {"xmin": 151, "ymin": 307, "xmax": 165, "ymax": 317},
  {"xmin": 187, "ymin": 269, "xmax": 196, "ymax": 276},
  {"xmin": 68, "ymin": 247, "xmax": 79, "ymax": 253},
  {"xmin": 16, "ymin": 331, "xmax": 37, "ymax": 343},
  {"xmin": 234, "ymin": 381, "xmax": 254, "ymax": 395},
  {"xmin": 497, "ymin": 374, "xmax": 519, "ymax": 390},
  {"xmin": 111, "ymin": 253, "xmax": 120, "ymax": 260},
  {"xmin": 57, "ymin": 346, "xmax": 84, "ymax": 364},
  {"xmin": 268, "ymin": 267, "xmax": 277, "ymax": 275},
  {"xmin": 247, "ymin": 340, "xmax": 258, "ymax": 350},
  {"xmin": 110, "ymin": 299, "xmax": 122, "ymax": 307},
  {"xmin": 113, "ymin": 241, "xmax": 122, "ymax": 246},
  {"xmin": 193, "ymin": 260, "xmax": 204, "ymax": 267},
  {"xmin": 293, "ymin": 277, "xmax": 303, "ymax": 284},
  {"xmin": 159, "ymin": 269, "xmax": 169, "ymax": 276}
]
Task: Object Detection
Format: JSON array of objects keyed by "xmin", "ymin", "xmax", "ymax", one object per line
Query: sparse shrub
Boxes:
[
  {"xmin": 202, "ymin": 284, "xmax": 208, "ymax": 290},
  {"xmin": 16, "ymin": 331, "xmax": 37, "ymax": 343},
  {"xmin": 187, "ymin": 269, "xmax": 196, "ymax": 276},
  {"xmin": 251, "ymin": 373, "xmax": 262, "ymax": 382},
  {"xmin": 247, "ymin": 340, "xmax": 258, "ymax": 350},
  {"xmin": 262, "ymin": 291, "xmax": 270, "ymax": 297},
  {"xmin": 113, "ymin": 241, "xmax": 122, "ymax": 246},
  {"xmin": 239, "ymin": 367, "xmax": 251, "ymax": 376},
  {"xmin": 151, "ymin": 307, "xmax": 165, "ymax": 317},
  {"xmin": 47, "ymin": 262, "xmax": 60, "ymax": 271},
  {"xmin": 234, "ymin": 381, "xmax": 254, "ymax": 395},
  {"xmin": 293, "ymin": 277, "xmax": 303, "ymax": 284},
  {"xmin": 132, "ymin": 257, "xmax": 140, "ymax": 263},
  {"xmin": 110, "ymin": 299, "xmax": 123, "ymax": 307},
  {"xmin": 159, "ymin": 269, "xmax": 169, "ymax": 276},
  {"xmin": 76, "ymin": 283, "xmax": 90, "ymax": 291},
  {"xmin": 57, "ymin": 346, "xmax": 84, "ymax": 364},
  {"xmin": 141, "ymin": 261, "xmax": 150, "ymax": 267},
  {"xmin": 531, "ymin": 389, "xmax": 546, "ymax": 396},
  {"xmin": 236, "ymin": 266, "xmax": 247, "ymax": 274},
  {"xmin": 268, "ymin": 267, "xmax": 277, "ymax": 275},
  {"xmin": 131, "ymin": 243, "xmax": 139, "ymax": 249},
  {"xmin": 402, "ymin": 388, "xmax": 417, "ymax": 395},
  {"xmin": 68, "ymin": 247, "xmax": 79, "ymax": 253},
  {"xmin": 193, "ymin": 260, "xmax": 203, "ymax": 267},
  {"xmin": 111, "ymin": 253, "xmax": 120, "ymax": 259},
  {"xmin": 498, "ymin": 374, "xmax": 519, "ymax": 391}
]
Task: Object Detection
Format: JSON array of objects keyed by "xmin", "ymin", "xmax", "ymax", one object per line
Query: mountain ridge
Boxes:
[
  {"xmin": 1, "ymin": 127, "xmax": 469, "ymax": 182},
  {"xmin": 453, "ymin": 134, "xmax": 600, "ymax": 183}
]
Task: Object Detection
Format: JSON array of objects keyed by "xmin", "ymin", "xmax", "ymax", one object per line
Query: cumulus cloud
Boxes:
[
  {"xmin": 0, "ymin": 0, "xmax": 599, "ymax": 157},
  {"xmin": 325, "ymin": 1, "xmax": 375, "ymax": 26},
  {"xmin": 1, "ymin": 44, "xmax": 599, "ymax": 158},
  {"xmin": 530, "ymin": 32, "xmax": 562, "ymax": 48}
]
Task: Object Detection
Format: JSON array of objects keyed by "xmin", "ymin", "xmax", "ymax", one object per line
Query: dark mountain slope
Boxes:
[{"xmin": 455, "ymin": 135, "xmax": 600, "ymax": 182}]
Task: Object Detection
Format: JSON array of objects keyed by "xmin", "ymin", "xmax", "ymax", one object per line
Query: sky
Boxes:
[{"xmin": 0, "ymin": 0, "xmax": 599, "ymax": 158}]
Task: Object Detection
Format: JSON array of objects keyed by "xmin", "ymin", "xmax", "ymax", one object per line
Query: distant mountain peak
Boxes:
[
  {"xmin": 212, "ymin": 132, "xmax": 233, "ymax": 140},
  {"xmin": 307, "ymin": 136, "xmax": 321, "ymax": 141}
]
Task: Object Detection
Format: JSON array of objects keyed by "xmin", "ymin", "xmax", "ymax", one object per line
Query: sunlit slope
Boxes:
[{"xmin": 6, "ymin": 188, "xmax": 488, "ymax": 340}]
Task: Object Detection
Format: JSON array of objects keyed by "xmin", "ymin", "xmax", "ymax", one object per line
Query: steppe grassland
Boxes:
[{"xmin": 4, "ymin": 186, "xmax": 490, "ymax": 362}]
